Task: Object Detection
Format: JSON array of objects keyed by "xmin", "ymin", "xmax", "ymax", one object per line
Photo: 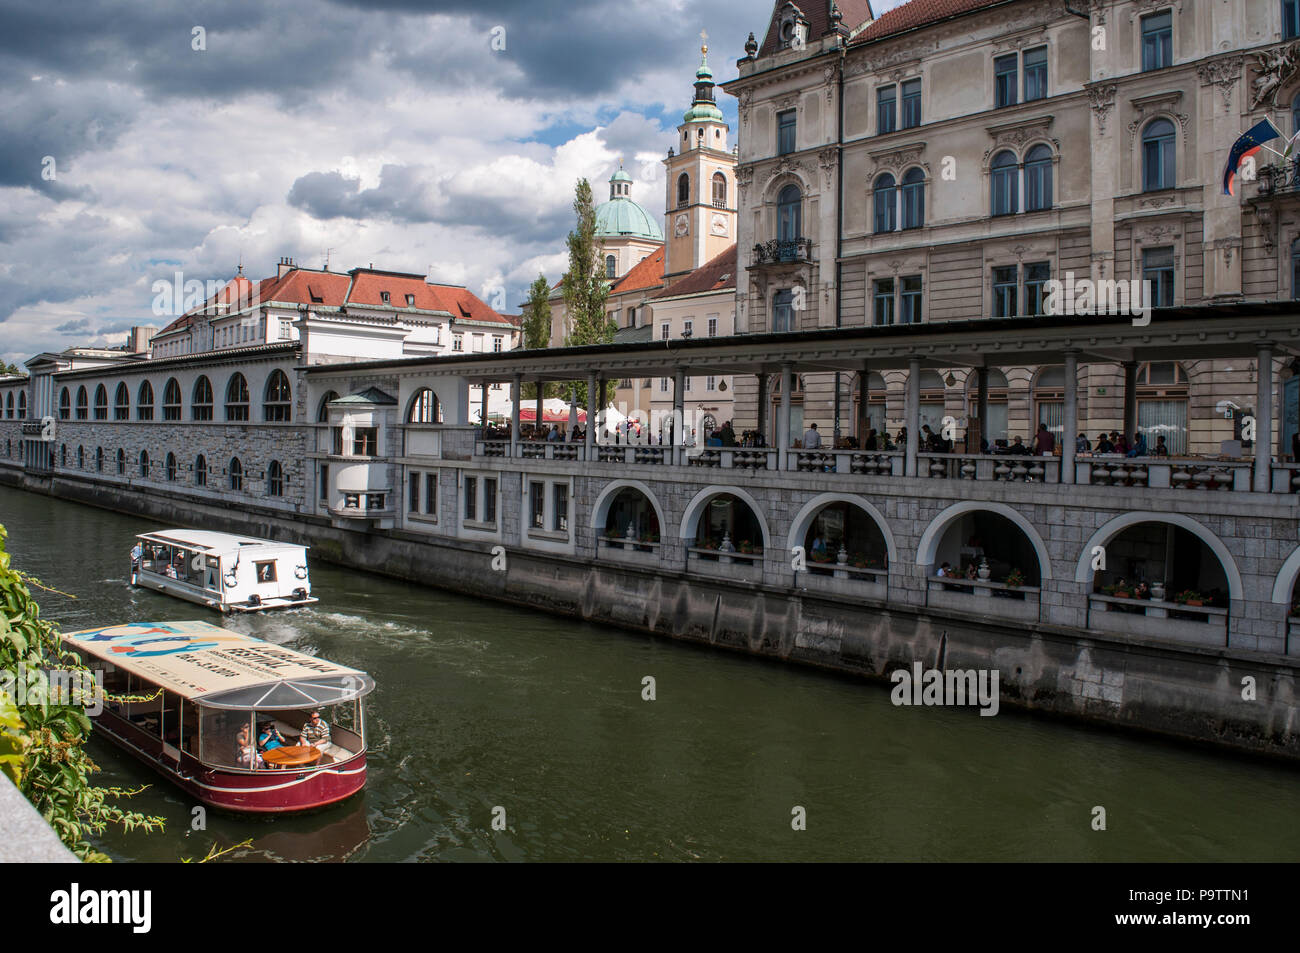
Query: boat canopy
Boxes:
[
  {"xmin": 136, "ymin": 530, "xmax": 309, "ymax": 561},
  {"xmin": 62, "ymin": 621, "xmax": 373, "ymax": 710}
]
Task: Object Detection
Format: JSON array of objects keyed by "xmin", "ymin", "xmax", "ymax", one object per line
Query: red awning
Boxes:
[{"xmin": 518, "ymin": 408, "xmax": 587, "ymax": 423}]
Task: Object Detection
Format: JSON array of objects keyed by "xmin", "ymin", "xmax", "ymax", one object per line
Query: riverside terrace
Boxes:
[{"xmin": 305, "ymin": 302, "xmax": 1300, "ymax": 657}]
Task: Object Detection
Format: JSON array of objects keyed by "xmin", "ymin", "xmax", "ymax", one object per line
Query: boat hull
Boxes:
[
  {"xmin": 93, "ymin": 709, "xmax": 366, "ymax": 814},
  {"xmin": 132, "ymin": 571, "xmax": 319, "ymax": 613}
]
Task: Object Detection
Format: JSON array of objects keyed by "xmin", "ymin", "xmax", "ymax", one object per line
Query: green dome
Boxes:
[
  {"xmin": 594, "ymin": 195, "xmax": 663, "ymax": 242},
  {"xmin": 610, "ymin": 168, "xmax": 632, "ymax": 183},
  {"xmin": 683, "ymin": 102, "xmax": 724, "ymax": 123}
]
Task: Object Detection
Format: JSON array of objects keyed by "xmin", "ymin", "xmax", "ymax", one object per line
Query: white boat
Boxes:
[{"xmin": 130, "ymin": 529, "xmax": 318, "ymax": 612}]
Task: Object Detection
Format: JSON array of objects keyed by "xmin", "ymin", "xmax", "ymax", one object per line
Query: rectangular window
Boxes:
[
  {"xmin": 992, "ymin": 266, "xmax": 1018, "ymax": 317},
  {"xmin": 773, "ymin": 289, "xmax": 794, "ymax": 332},
  {"xmin": 877, "ymin": 85, "xmax": 897, "ymax": 135},
  {"xmin": 901, "ymin": 78, "xmax": 921, "ymax": 129},
  {"xmin": 452, "ymin": 334, "xmax": 464, "ymax": 352},
  {"xmin": 493, "ymin": 336, "xmax": 503, "ymax": 352},
  {"xmin": 1142, "ymin": 246, "xmax": 1176, "ymax": 307},
  {"xmin": 706, "ymin": 376, "xmax": 716, "ymax": 391},
  {"xmin": 661, "ymin": 322, "xmax": 670, "ymax": 340},
  {"xmin": 254, "ymin": 561, "xmax": 277, "ymax": 583},
  {"xmin": 1141, "ymin": 11, "xmax": 1172, "ymax": 71},
  {"xmin": 1288, "ymin": 0, "xmax": 1300, "ymax": 40},
  {"xmin": 484, "ymin": 478, "xmax": 497, "ymax": 524},
  {"xmin": 777, "ymin": 110, "xmax": 797, "ymax": 155},
  {"xmin": 1023, "ymin": 46, "xmax": 1047, "ymax": 102},
  {"xmin": 900, "ymin": 275, "xmax": 923, "ymax": 324},
  {"xmin": 873, "ymin": 278, "xmax": 896, "ymax": 326},
  {"xmin": 660, "ymin": 378, "xmax": 669, "ymax": 392},
  {"xmin": 424, "ymin": 473, "xmax": 437, "ymax": 515},
  {"xmin": 1024, "ymin": 262, "xmax": 1050, "ymax": 316},
  {"xmin": 409, "ymin": 473, "xmax": 420, "ymax": 512},
  {"xmin": 707, "ymin": 317, "xmax": 717, "ymax": 337},
  {"xmin": 552, "ymin": 484, "xmax": 568, "ymax": 532},
  {"xmin": 530, "ymin": 481, "xmax": 545, "ymax": 529},
  {"xmin": 319, "ymin": 464, "xmax": 329, "ymax": 501},
  {"xmin": 464, "ymin": 476, "xmax": 477, "ymax": 521},
  {"xmin": 332, "ymin": 427, "xmax": 344, "ymax": 456},
  {"xmin": 352, "ymin": 427, "xmax": 378, "ymax": 456},
  {"xmin": 683, "ymin": 319, "xmax": 693, "ymax": 337},
  {"xmin": 994, "ymin": 54, "xmax": 1018, "ymax": 108}
]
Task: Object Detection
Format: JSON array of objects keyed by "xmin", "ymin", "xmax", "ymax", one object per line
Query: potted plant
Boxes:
[
  {"xmin": 1176, "ymin": 589, "xmax": 1206, "ymax": 607},
  {"xmin": 1004, "ymin": 568, "xmax": 1026, "ymax": 588},
  {"xmin": 738, "ymin": 539, "xmax": 754, "ymax": 555},
  {"xmin": 1103, "ymin": 581, "xmax": 1133, "ymax": 598},
  {"xmin": 851, "ymin": 553, "xmax": 868, "ymax": 569}
]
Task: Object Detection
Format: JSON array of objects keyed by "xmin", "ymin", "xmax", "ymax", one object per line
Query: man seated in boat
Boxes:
[
  {"xmin": 258, "ymin": 721, "xmax": 286, "ymax": 753},
  {"xmin": 299, "ymin": 709, "xmax": 331, "ymax": 755}
]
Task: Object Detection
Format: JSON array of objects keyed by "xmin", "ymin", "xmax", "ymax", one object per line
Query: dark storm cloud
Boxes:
[{"xmin": 53, "ymin": 318, "xmax": 92, "ymax": 334}]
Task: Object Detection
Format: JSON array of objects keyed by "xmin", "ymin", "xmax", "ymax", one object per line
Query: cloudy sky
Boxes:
[{"xmin": 0, "ymin": 0, "xmax": 908, "ymax": 367}]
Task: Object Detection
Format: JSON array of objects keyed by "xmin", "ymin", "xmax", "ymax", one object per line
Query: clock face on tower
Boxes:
[
  {"xmin": 674, "ymin": 213, "xmax": 689, "ymax": 238},
  {"xmin": 711, "ymin": 213, "xmax": 729, "ymax": 237}
]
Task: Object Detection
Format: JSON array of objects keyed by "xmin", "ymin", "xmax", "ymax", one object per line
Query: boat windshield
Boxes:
[
  {"xmin": 199, "ymin": 701, "xmax": 365, "ymax": 772},
  {"xmin": 139, "ymin": 540, "xmax": 220, "ymax": 590}
]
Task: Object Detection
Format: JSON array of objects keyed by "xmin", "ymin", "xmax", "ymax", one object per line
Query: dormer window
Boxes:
[
  {"xmin": 406, "ymin": 294, "xmax": 415, "ymax": 307},
  {"xmin": 380, "ymin": 291, "xmax": 390, "ymax": 304}
]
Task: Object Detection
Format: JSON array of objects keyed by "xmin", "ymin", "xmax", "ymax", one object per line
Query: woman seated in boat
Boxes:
[{"xmin": 236, "ymin": 726, "xmax": 264, "ymax": 769}]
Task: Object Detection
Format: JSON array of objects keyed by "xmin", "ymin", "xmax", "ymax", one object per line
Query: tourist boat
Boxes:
[
  {"xmin": 130, "ymin": 529, "xmax": 318, "ymax": 612},
  {"xmin": 62, "ymin": 620, "xmax": 373, "ymax": 813}
]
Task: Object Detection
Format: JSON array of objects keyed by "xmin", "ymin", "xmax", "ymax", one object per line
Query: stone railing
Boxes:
[
  {"xmin": 1272, "ymin": 463, "xmax": 1300, "ymax": 494},
  {"xmin": 925, "ymin": 575, "xmax": 1041, "ymax": 622},
  {"xmin": 598, "ymin": 534, "xmax": 661, "ymax": 554},
  {"xmin": 920, "ymin": 453, "xmax": 1058, "ymax": 483},
  {"xmin": 1088, "ymin": 593, "xmax": 1228, "ymax": 647},
  {"xmin": 790, "ymin": 450, "xmax": 902, "ymax": 474}
]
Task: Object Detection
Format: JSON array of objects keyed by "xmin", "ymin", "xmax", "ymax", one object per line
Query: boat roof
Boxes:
[
  {"xmin": 62, "ymin": 621, "xmax": 373, "ymax": 710},
  {"xmin": 136, "ymin": 529, "xmax": 308, "ymax": 558}
]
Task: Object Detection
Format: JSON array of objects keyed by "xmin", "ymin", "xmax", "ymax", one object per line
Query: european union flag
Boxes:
[{"xmin": 1223, "ymin": 119, "xmax": 1282, "ymax": 196}]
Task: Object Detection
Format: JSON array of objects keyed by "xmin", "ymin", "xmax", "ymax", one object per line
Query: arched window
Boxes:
[
  {"xmin": 267, "ymin": 460, "xmax": 284, "ymax": 497},
  {"xmin": 95, "ymin": 446, "xmax": 103, "ymax": 472},
  {"xmin": 137, "ymin": 380, "xmax": 154, "ymax": 421},
  {"xmin": 60, "ymin": 444, "xmax": 66, "ymax": 467},
  {"xmin": 75, "ymin": 386, "xmax": 88, "ymax": 420},
  {"xmin": 192, "ymin": 376, "xmax": 213, "ymax": 420},
  {"xmin": 777, "ymin": 184, "xmax": 802, "ymax": 242},
  {"xmin": 17, "ymin": 391, "xmax": 26, "ymax": 419},
  {"xmin": 1024, "ymin": 145, "xmax": 1052, "ymax": 211},
  {"xmin": 407, "ymin": 388, "xmax": 442, "ymax": 423},
  {"xmin": 4, "ymin": 393, "xmax": 10, "ymax": 418},
  {"xmin": 263, "ymin": 370, "xmax": 292, "ymax": 422},
  {"xmin": 165, "ymin": 452, "xmax": 177, "ymax": 481},
  {"xmin": 93, "ymin": 384, "xmax": 107, "ymax": 420},
  {"xmin": 677, "ymin": 172, "xmax": 690, "ymax": 207},
  {"xmin": 195, "ymin": 454, "xmax": 207, "ymax": 487},
  {"xmin": 163, "ymin": 378, "xmax": 182, "ymax": 420},
  {"xmin": 113, "ymin": 383, "xmax": 129, "ymax": 420},
  {"xmin": 77, "ymin": 445, "xmax": 84, "ymax": 469},
  {"xmin": 318, "ymin": 391, "xmax": 339, "ymax": 422},
  {"xmin": 225, "ymin": 373, "xmax": 249, "ymax": 421},
  {"xmin": 605, "ymin": 255, "xmax": 617, "ymax": 279},
  {"xmin": 59, "ymin": 388, "xmax": 71, "ymax": 420},
  {"xmin": 712, "ymin": 171, "xmax": 727, "ymax": 207},
  {"xmin": 139, "ymin": 450, "xmax": 150, "ymax": 479},
  {"xmin": 873, "ymin": 173, "xmax": 897, "ymax": 233},
  {"xmin": 229, "ymin": 457, "xmax": 243, "ymax": 491},
  {"xmin": 991, "ymin": 150, "xmax": 1018, "ymax": 216},
  {"xmin": 116, "ymin": 448, "xmax": 125, "ymax": 475},
  {"xmin": 1142, "ymin": 118, "xmax": 1175, "ymax": 192},
  {"xmin": 901, "ymin": 168, "xmax": 925, "ymax": 229}
]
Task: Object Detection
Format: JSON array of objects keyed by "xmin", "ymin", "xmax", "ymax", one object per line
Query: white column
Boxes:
[
  {"xmin": 1062, "ymin": 351, "xmax": 1078, "ymax": 485},
  {"xmin": 510, "ymin": 373, "xmax": 521, "ymax": 457},
  {"xmin": 779, "ymin": 362, "xmax": 792, "ymax": 470},
  {"xmin": 905, "ymin": 358, "xmax": 920, "ymax": 477},
  {"xmin": 535, "ymin": 381, "xmax": 543, "ymax": 439},
  {"xmin": 585, "ymin": 372, "xmax": 597, "ymax": 459},
  {"xmin": 1255, "ymin": 344, "xmax": 1274, "ymax": 492},
  {"xmin": 1122, "ymin": 360, "xmax": 1138, "ymax": 444},
  {"xmin": 673, "ymin": 367, "xmax": 685, "ymax": 465},
  {"xmin": 976, "ymin": 366, "xmax": 989, "ymax": 450},
  {"xmin": 480, "ymin": 383, "xmax": 489, "ymax": 436}
]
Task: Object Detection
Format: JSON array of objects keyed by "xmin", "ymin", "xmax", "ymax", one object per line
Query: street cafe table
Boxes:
[{"xmin": 261, "ymin": 745, "xmax": 322, "ymax": 768}]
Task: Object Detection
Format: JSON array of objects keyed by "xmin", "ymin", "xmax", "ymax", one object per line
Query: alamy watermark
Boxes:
[
  {"xmin": 1043, "ymin": 272, "xmax": 1152, "ymax": 327},
  {"xmin": 0, "ymin": 668, "xmax": 103, "ymax": 716},
  {"xmin": 890, "ymin": 662, "xmax": 1000, "ymax": 716}
]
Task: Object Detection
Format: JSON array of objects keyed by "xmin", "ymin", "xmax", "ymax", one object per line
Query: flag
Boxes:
[{"xmin": 1223, "ymin": 118, "xmax": 1282, "ymax": 195}]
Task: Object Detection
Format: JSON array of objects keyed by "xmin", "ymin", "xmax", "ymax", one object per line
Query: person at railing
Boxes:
[
  {"xmin": 895, "ymin": 428, "xmax": 907, "ymax": 448},
  {"xmin": 803, "ymin": 422, "xmax": 822, "ymax": 449},
  {"xmin": 1152, "ymin": 435, "xmax": 1169, "ymax": 457},
  {"xmin": 862, "ymin": 429, "xmax": 878, "ymax": 451},
  {"xmin": 1076, "ymin": 432, "xmax": 1090, "ymax": 453},
  {"xmin": 1126, "ymin": 432, "xmax": 1148, "ymax": 457},
  {"xmin": 1096, "ymin": 432, "xmax": 1114, "ymax": 454},
  {"xmin": 1006, "ymin": 436, "xmax": 1030, "ymax": 456},
  {"xmin": 1114, "ymin": 432, "xmax": 1129, "ymax": 455},
  {"xmin": 1032, "ymin": 423, "xmax": 1055, "ymax": 456},
  {"xmin": 546, "ymin": 425, "xmax": 559, "ymax": 442}
]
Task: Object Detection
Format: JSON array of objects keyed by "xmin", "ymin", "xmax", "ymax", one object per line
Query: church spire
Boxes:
[{"xmin": 683, "ymin": 35, "xmax": 724, "ymax": 123}]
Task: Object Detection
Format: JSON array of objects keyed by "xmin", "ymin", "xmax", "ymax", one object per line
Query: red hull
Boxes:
[{"xmin": 93, "ymin": 711, "xmax": 366, "ymax": 814}]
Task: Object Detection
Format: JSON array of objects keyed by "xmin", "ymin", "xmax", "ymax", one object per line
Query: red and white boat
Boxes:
[{"xmin": 62, "ymin": 620, "xmax": 373, "ymax": 813}]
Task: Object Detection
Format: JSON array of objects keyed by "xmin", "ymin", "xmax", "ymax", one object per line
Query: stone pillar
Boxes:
[
  {"xmin": 568, "ymin": 385, "xmax": 577, "ymax": 440},
  {"xmin": 779, "ymin": 362, "xmax": 792, "ymax": 470},
  {"xmin": 585, "ymin": 372, "xmax": 597, "ymax": 459},
  {"xmin": 976, "ymin": 366, "xmax": 989, "ymax": 450},
  {"xmin": 480, "ymin": 383, "xmax": 489, "ymax": 436},
  {"xmin": 857, "ymin": 361, "xmax": 869, "ymax": 442},
  {"xmin": 905, "ymin": 358, "xmax": 920, "ymax": 476},
  {"xmin": 1062, "ymin": 351, "xmax": 1078, "ymax": 484},
  {"xmin": 1255, "ymin": 344, "xmax": 1274, "ymax": 493},
  {"xmin": 757, "ymin": 373, "xmax": 768, "ymax": 445},
  {"xmin": 1122, "ymin": 360, "xmax": 1137, "ymax": 443},
  {"xmin": 510, "ymin": 373, "xmax": 521, "ymax": 456},
  {"xmin": 673, "ymin": 367, "xmax": 686, "ymax": 465},
  {"xmin": 535, "ymin": 381, "xmax": 543, "ymax": 439}
]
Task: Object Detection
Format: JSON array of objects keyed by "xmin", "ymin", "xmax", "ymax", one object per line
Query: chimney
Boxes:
[
  {"xmin": 128, "ymin": 326, "xmax": 156, "ymax": 354},
  {"xmin": 277, "ymin": 256, "xmax": 295, "ymax": 279}
]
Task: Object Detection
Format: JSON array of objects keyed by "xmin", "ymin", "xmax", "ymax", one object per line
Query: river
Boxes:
[{"xmin": 1, "ymin": 484, "xmax": 1297, "ymax": 862}]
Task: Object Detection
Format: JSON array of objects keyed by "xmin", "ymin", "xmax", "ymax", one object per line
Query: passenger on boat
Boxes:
[
  {"xmin": 236, "ymin": 726, "xmax": 264, "ymax": 769},
  {"xmin": 258, "ymin": 721, "xmax": 286, "ymax": 752},
  {"xmin": 299, "ymin": 709, "xmax": 331, "ymax": 750},
  {"xmin": 130, "ymin": 542, "xmax": 143, "ymax": 570}
]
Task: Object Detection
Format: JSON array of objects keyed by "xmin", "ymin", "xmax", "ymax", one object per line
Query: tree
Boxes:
[
  {"xmin": 520, "ymin": 274, "xmax": 554, "ymax": 401},
  {"xmin": 561, "ymin": 178, "xmax": 614, "ymax": 409}
]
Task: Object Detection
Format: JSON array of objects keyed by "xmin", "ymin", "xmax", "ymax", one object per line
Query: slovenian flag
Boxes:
[{"xmin": 1223, "ymin": 119, "xmax": 1282, "ymax": 195}]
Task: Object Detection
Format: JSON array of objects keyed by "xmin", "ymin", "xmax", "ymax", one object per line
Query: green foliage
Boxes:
[
  {"xmin": 0, "ymin": 523, "xmax": 165, "ymax": 861},
  {"xmin": 1, "ymin": 362, "xmax": 27, "ymax": 377},
  {"xmin": 521, "ymin": 274, "xmax": 559, "ymax": 401},
  {"xmin": 561, "ymin": 178, "xmax": 615, "ymax": 408}
]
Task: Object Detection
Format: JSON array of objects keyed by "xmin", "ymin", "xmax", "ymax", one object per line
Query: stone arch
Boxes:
[
  {"xmin": 916, "ymin": 500, "xmax": 1053, "ymax": 579},
  {"xmin": 679, "ymin": 485, "xmax": 772, "ymax": 551},
  {"xmin": 1270, "ymin": 544, "xmax": 1300, "ymax": 605},
  {"xmin": 1074, "ymin": 511, "xmax": 1243, "ymax": 601},
  {"xmin": 760, "ymin": 168, "xmax": 813, "ymax": 203},
  {"xmin": 786, "ymin": 492, "xmax": 897, "ymax": 567},
  {"xmin": 591, "ymin": 479, "xmax": 668, "ymax": 537}
]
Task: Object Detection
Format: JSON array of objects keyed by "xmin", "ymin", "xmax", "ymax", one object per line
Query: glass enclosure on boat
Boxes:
[
  {"xmin": 138, "ymin": 540, "xmax": 221, "ymax": 591},
  {"xmin": 198, "ymin": 701, "xmax": 365, "ymax": 771}
]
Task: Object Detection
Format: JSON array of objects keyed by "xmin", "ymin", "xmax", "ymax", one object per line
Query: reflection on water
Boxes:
[{"xmin": 3, "ymin": 484, "xmax": 1300, "ymax": 862}]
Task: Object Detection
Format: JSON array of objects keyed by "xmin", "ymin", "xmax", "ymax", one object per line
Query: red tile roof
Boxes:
[
  {"xmin": 609, "ymin": 247, "xmax": 666, "ymax": 296},
  {"xmin": 759, "ymin": 0, "xmax": 875, "ymax": 57},
  {"xmin": 653, "ymin": 245, "xmax": 737, "ymax": 299},
  {"xmin": 849, "ymin": 0, "xmax": 1009, "ymax": 46}
]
